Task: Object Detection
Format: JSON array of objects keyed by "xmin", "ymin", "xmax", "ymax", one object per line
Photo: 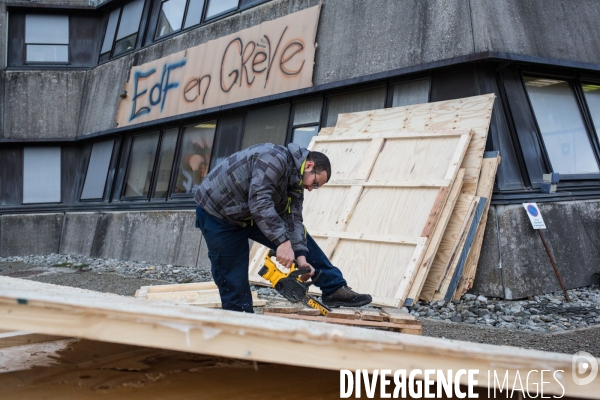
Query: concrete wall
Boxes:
[
  {"xmin": 4, "ymin": 71, "xmax": 87, "ymax": 139},
  {"xmin": 473, "ymin": 201, "xmax": 600, "ymax": 299},
  {"xmin": 90, "ymin": 211, "xmax": 203, "ymax": 267},
  {"xmin": 0, "ymin": 214, "xmax": 64, "ymax": 256},
  {"xmin": 6, "ymin": 0, "xmax": 600, "ymax": 138},
  {"xmin": 471, "ymin": 0, "xmax": 600, "ymax": 65},
  {"xmin": 0, "ymin": 210, "xmax": 210, "ymax": 268}
]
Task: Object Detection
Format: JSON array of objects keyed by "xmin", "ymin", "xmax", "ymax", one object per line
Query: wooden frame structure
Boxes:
[
  {"xmin": 249, "ymin": 129, "xmax": 473, "ymax": 307},
  {"xmin": 249, "ymin": 94, "xmax": 495, "ymax": 308},
  {"xmin": 0, "ymin": 277, "xmax": 598, "ymax": 399}
]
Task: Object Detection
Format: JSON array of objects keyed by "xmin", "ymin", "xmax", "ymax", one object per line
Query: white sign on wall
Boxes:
[{"xmin": 523, "ymin": 203, "xmax": 546, "ymax": 230}]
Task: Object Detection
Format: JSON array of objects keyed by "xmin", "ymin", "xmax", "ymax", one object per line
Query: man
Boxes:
[{"xmin": 194, "ymin": 142, "xmax": 372, "ymax": 313}]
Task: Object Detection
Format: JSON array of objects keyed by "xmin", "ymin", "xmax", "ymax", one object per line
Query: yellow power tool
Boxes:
[{"xmin": 258, "ymin": 250, "xmax": 330, "ymax": 316}]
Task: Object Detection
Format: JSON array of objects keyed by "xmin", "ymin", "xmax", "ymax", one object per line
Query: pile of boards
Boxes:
[
  {"xmin": 247, "ymin": 94, "xmax": 500, "ymax": 307},
  {"xmin": 263, "ymin": 305, "xmax": 422, "ymax": 334}
]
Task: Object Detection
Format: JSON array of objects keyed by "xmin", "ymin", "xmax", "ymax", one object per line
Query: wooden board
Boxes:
[
  {"xmin": 0, "ymin": 277, "xmax": 597, "ymax": 399},
  {"xmin": 453, "ymin": 153, "xmax": 501, "ymax": 300},
  {"xmin": 404, "ymin": 169, "xmax": 465, "ymax": 306},
  {"xmin": 434, "ymin": 198, "xmax": 487, "ymax": 302},
  {"xmin": 263, "ymin": 312, "xmax": 422, "ymax": 334},
  {"xmin": 419, "ymin": 190, "xmax": 476, "ymax": 301},
  {"xmin": 248, "ymin": 130, "xmax": 473, "ymax": 307},
  {"xmin": 135, "ymin": 281, "xmax": 266, "ymax": 307},
  {"xmin": 333, "ymin": 94, "xmax": 495, "ymax": 196},
  {"xmin": 0, "ymin": 277, "xmax": 598, "ymax": 398},
  {"xmin": 0, "ymin": 331, "xmax": 67, "ymax": 349}
]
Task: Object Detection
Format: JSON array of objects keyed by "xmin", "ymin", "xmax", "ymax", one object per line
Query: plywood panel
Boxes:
[
  {"xmin": 369, "ymin": 137, "xmax": 461, "ymax": 181},
  {"xmin": 310, "ymin": 140, "xmax": 371, "ymax": 182},
  {"xmin": 302, "ymin": 187, "xmax": 350, "ymax": 232},
  {"xmin": 329, "ymin": 240, "xmax": 418, "ymax": 304},
  {"xmin": 346, "ymin": 187, "xmax": 440, "ymax": 237},
  {"xmin": 453, "ymin": 153, "xmax": 501, "ymax": 300},
  {"xmin": 1, "ymin": 277, "xmax": 595, "ymax": 399},
  {"xmin": 419, "ymin": 191, "xmax": 475, "ymax": 301},
  {"xmin": 249, "ymin": 126, "xmax": 473, "ymax": 307},
  {"xmin": 334, "ymin": 94, "xmax": 494, "ymax": 194},
  {"xmin": 404, "ymin": 169, "xmax": 465, "ymax": 306}
]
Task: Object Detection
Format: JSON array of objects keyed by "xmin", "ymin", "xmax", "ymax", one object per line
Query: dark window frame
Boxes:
[
  {"xmin": 121, "ymin": 130, "xmax": 162, "ymax": 201},
  {"xmin": 169, "ymin": 119, "xmax": 218, "ymax": 199},
  {"xmin": 23, "ymin": 13, "xmax": 70, "ymax": 66},
  {"xmin": 286, "ymin": 96, "xmax": 324, "ymax": 147},
  {"xmin": 146, "ymin": 0, "xmax": 269, "ymax": 47},
  {"xmin": 520, "ymin": 69, "xmax": 600, "ymax": 181},
  {"xmin": 79, "ymin": 139, "xmax": 117, "ymax": 202},
  {"xmin": 98, "ymin": 0, "xmax": 149, "ymax": 64}
]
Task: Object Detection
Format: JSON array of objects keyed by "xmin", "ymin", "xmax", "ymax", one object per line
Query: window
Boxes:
[
  {"xmin": 155, "ymin": 0, "xmax": 207, "ymax": 39},
  {"xmin": 209, "ymin": 114, "xmax": 244, "ymax": 170},
  {"xmin": 242, "ymin": 104, "xmax": 291, "ymax": 149},
  {"xmin": 25, "ymin": 15, "xmax": 69, "ymax": 63},
  {"xmin": 173, "ymin": 121, "xmax": 216, "ymax": 194},
  {"xmin": 205, "ymin": 0, "xmax": 238, "ymax": 19},
  {"xmin": 23, "ymin": 147, "xmax": 61, "ymax": 204},
  {"xmin": 291, "ymin": 99, "xmax": 323, "ymax": 148},
  {"xmin": 325, "ymin": 87, "xmax": 387, "ymax": 127},
  {"xmin": 81, "ymin": 140, "xmax": 115, "ymax": 200},
  {"xmin": 124, "ymin": 132, "xmax": 160, "ymax": 197},
  {"xmin": 392, "ymin": 78, "xmax": 431, "ymax": 107},
  {"xmin": 582, "ymin": 83, "xmax": 600, "ymax": 141},
  {"xmin": 153, "ymin": 128, "xmax": 179, "ymax": 199},
  {"xmin": 524, "ymin": 76, "xmax": 600, "ymax": 175},
  {"xmin": 99, "ymin": 0, "xmax": 145, "ymax": 62}
]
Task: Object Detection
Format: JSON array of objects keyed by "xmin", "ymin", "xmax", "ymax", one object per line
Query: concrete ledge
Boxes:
[
  {"xmin": 497, "ymin": 201, "xmax": 600, "ymax": 299},
  {"xmin": 0, "ymin": 213, "xmax": 64, "ymax": 256},
  {"xmin": 59, "ymin": 212, "xmax": 100, "ymax": 257},
  {"xmin": 90, "ymin": 211, "xmax": 201, "ymax": 267}
]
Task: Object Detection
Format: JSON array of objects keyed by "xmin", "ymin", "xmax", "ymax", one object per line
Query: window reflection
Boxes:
[
  {"xmin": 156, "ymin": 0, "xmax": 187, "ymax": 39},
  {"xmin": 582, "ymin": 83, "xmax": 600, "ymax": 142},
  {"xmin": 153, "ymin": 129, "xmax": 179, "ymax": 199},
  {"xmin": 174, "ymin": 121, "xmax": 216, "ymax": 194},
  {"xmin": 524, "ymin": 77, "xmax": 599, "ymax": 174},
  {"xmin": 124, "ymin": 133, "xmax": 160, "ymax": 197},
  {"xmin": 292, "ymin": 126, "xmax": 319, "ymax": 149}
]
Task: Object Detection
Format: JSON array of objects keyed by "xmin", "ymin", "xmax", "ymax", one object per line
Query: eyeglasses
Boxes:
[{"xmin": 311, "ymin": 170, "xmax": 319, "ymax": 190}]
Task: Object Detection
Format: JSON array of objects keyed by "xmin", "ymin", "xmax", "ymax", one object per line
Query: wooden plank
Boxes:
[
  {"xmin": 308, "ymin": 231, "xmax": 426, "ymax": 245},
  {"xmin": 359, "ymin": 309, "xmax": 385, "ymax": 322},
  {"xmin": 262, "ymin": 306, "xmax": 300, "ymax": 314},
  {"xmin": 297, "ymin": 308, "xmax": 321, "ymax": 316},
  {"xmin": 419, "ymin": 190, "xmax": 476, "ymax": 302},
  {"xmin": 333, "ymin": 94, "xmax": 495, "ymax": 195},
  {"xmin": 0, "ymin": 277, "xmax": 596, "ymax": 398},
  {"xmin": 325, "ymin": 179, "xmax": 452, "ymax": 188},
  {"xmin": 404, "ymin": 169, "xmax": 465, "ymax": 306},
  {"xmin": 453, "ymin": 153, "xmax": 501, "ymax": 300},
  {"xmin": 0, "ymin": 331, "xmax": 67, "ymax": 349},
  {"xmin": 436, "ymin": 197, "xmax": 488, "ymax": 302},
  {"xmin": 326, "ymin": 309, "xmax": 359, "ymax": 320},
  {"xmin": 264, "ymin": 312, "xmax": 421, "ymax": 330},
  {"xmin": 315, "ymin": 129, "xmax": 469, "ymax": 142}
]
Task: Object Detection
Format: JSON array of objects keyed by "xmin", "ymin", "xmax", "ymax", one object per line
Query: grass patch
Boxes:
[{"xmin": 51, "ymin": 262, "xmax": 90, "ymax": 270}]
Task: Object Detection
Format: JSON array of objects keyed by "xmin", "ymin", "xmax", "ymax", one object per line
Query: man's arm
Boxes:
[{"xmin": 247, "ymin": 152, "xmax": 295, "ymax": 267}]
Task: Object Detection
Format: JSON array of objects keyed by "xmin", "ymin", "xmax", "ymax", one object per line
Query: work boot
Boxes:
[{"xmin": 322, "ymin": 286, "xmax": 372, "ymax": 308}]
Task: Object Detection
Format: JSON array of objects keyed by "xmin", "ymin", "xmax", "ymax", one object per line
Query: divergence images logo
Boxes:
[{"xmin": 572, "ymin": 351, "xmax": 598, "ymax": 386}]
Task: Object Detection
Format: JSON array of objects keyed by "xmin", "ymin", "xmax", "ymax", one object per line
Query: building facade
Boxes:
[{"xmin": 1, "ymin": 0, "xmax": 599, "ymax": 299}]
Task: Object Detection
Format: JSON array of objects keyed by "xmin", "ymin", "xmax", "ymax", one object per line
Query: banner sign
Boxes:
[
  {"xmin": 116, "ymin": 5, "xmax": 320, "ymax": 127},
  {"xmin": 523, "ymin": 203, "xmax": 547, "ymax": 230}
]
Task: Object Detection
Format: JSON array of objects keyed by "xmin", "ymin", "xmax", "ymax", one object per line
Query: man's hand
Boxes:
[
  {"xmin": 296, "ymin": 256, "xmax": 315, "ymax": 282},
  {"xmin": 276, "ymin": 241, "xmax": 295, "ymax": 269}
]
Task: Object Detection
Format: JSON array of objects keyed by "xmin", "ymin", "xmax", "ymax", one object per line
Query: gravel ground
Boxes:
[{"xmin": 1, "ymin": 253, "xmax": 599, "ymax": 357}]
